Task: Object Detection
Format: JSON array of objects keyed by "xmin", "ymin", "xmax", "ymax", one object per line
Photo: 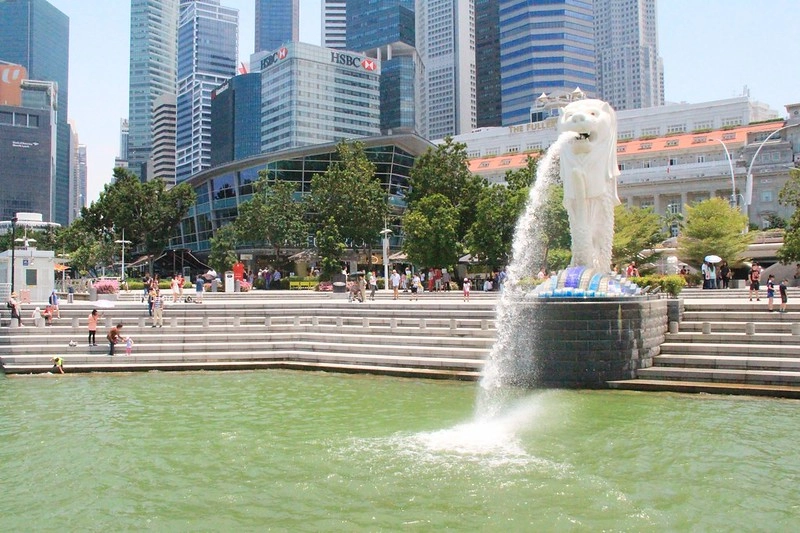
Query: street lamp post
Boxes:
[
  {"xmin": 115, "ymin": 228, "xmax": 132, "ymax": 284},
  {"xmin": 708, "ymin": 138, "xmax": 737, "ymax": 207},
  {"xmin": 745, "ymin": 123, "xmax": 800, "ymax": 223},
  {"xmin": 379, "ymin": 226, "xmax": 393, "ymax": 288},
  {"xmin": 10, "ymin": 216, "xmax": 17, "ymax": 295}
]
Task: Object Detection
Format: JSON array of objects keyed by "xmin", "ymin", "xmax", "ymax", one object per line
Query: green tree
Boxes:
[
  {"xmin": 777, "ymin": 169, "xmax": 800, "ymax": 262},
  {"xmin": 538, "ymin": 184, "xmax": 571, "ymax": 269},
  {"xmin": 236, "ymin": 174, "xmax": 308, "ymax": 259},
  {"xmin": 613, "ymin": 204, "xmax": 666, "ymax": 266},
  {"xmin": 208, "ymin": 223, "xmax": 239, "ymax": 275},
  {"xmin": 465, "ymin": 184, "xmax": 514, "ymax": 267},
  {"xmin": 677, "ymin": 197, "xmax": 751, "ymax": 266},
  {"xmin": 407, "ymin": 136, "xmax": 486, "ymax": 239},
  {"xmin": 401, "ymin": 194, "xmax": 460, "ymax": 268},
  {"xmin": 316, "ymin": 217, "xmax": 347, "ymax": 279},
  {"xmin": 309, "ymin": 141, "xmax": 387, "ymax": 254},
  {"xmin": 80, "ymin": 167, "xmax": 196, "ymax": 273}
]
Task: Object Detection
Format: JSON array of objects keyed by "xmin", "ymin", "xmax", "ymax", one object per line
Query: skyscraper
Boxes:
[
  {"xmin": 146, "ymin": 93, "xmax": 177, "ymax": 186},
  {"xmin": 210, "ymin": 73, "xmax": 262, "ymax": 166},
  {"xmin": 322, "ymin": 0, "xmax": 347, "ymax": 50},
  {"xmin": 347, "ymin": 0, "xmax": 417, "ymax": 134},
  {"xmin": 128, "ymin": 0, "xmax": 179, "ymax": 178},
  {"xmin": 415, "ymin": 0, "xmax": 476, "ymax": 139},
  {"xmin": 176, "ymin": 0, "xmax": 238, "ymax": 183},
  {"xmin": 594, "ymin": 0, "xmax": 663, "ymax": 111},
  {"xmin": 499, "ymin": 0, "xmax": 596, "ymax": 126},
  {"xmin": 0, "ymin": 0, "xmax": 70, "ymax": 224},
  {"xmin": 255, "ymin": 0, "xmax": 299, "ymax": 53},
  {"xmin": 475, "ymin": 0, "xmax": 501, "ymax": 128},
  {"xmin": 68, "ymin": 122, "xmax": 87, "ymax": 223}
]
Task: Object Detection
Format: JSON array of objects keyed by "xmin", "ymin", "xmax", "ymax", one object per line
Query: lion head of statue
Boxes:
[{"xmin": 557, "ymin": 99, "xmax": 619, "ymax": 178}]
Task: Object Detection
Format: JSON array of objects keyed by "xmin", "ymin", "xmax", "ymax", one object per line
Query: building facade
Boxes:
[
  {"xmin": 498, "ymin": 0, "xmax": 596, "ymax": 126},
  {"xmin": 128, "ymin": 0, "xmax": 179, "ymax": 178},
  {"xmin": 176, "ymin": 0, "xmax": 238, "ymax": 183},
  {"xmin": 259, "ymin": 42, "xmax": 381, "ymax": 154},
  {"xmin": 0, "ymin": 0, "xmax": 70, "ymax": 224},
  {"xmin": 415, "ymin": 0, "xmax": 476, "ymax": 139},
  {"xmin": 255, "ymin": 0, "xmax": 299, "ymax": 53},
  {"xmin": 174, "ymin": 134, "xmax": 432, "ymax": 255},
  {"xmin": 322, "ymin": 0, "xmax": 347, "ymax": 50},
  {"xmin": 210, "ymin": 73, "xmax": 262, "ymax": 166},
  {"xmin": 459, "ymin": 96, "xmax": 796, "ymax": 229},
  {"xmin": 594, "ymin": 0, "xmax": 663, "ymax": 111},
  {"xmin": 0, "ymin": 80, "xmax": 58, "ymax": 222},
  {"xmin": 146, "ymin": 93, "xmax": 177, "ymax": 186},
  {"xmin": 347, "ymin": 0, "xmax": 417, "ymax": 134}
]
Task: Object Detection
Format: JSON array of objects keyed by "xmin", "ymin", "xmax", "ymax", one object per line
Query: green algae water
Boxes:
[{"xmin": 2, "ymin": 371, "xmax": 799, "ymax": 531}]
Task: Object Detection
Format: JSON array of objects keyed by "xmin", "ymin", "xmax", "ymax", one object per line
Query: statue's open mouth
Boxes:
[{"xmin": 577, "ymin": 132, "xmax": 591, "ymax": 140}]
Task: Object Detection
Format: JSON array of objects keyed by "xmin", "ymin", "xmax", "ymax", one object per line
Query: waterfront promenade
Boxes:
[{"xmin": 3, "ymin": 288, "xmax": 800, "ymax": 398}]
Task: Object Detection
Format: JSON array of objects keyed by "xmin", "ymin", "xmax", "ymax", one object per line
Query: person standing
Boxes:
[
  {"xmin": 767, "ymin": 275, "xmax": 776, "ymax": 311},
  {"xmin": 195, "ymin": 275, "xmax": 204, "ymax": 304},
  {"xmin": 7, "ymin": 291, "xmax": 23, "ymax": 327},
  {"xmin": 442, "ymin": 269, "xmax": 451, "ymax": 291},
  {"xmin": 125, "ymin": 336, "xmax": 134, "ymax": 356},
  {"xmin": 87, "ymin": 309, "xmax": 101, "ymax": 346},
  {"xmin": 749, "ymin": 263, "xmax": 761, "ymax": 301},
  {"xmin": 719, "ymin": 261, "xmax": 731, "ymax": 289},
  {"xmin": 48, "ymin": 289, "xmax": 61, "ymax": 318},
  {"xmin": 368, "ymin": 270, "xmax": 378, "ymax": 301},
  {"xmin": 107, "ymin": 323, "xmax": 124, "ymax": 356},
  {"xmin": 152, "ymin": 289, "xmax": 164, "ymax": 327},
  {"xmin": 390, "ymin": 269, "xmax": 401, "ymax": 300},
  {"xmin": 410, "ymin": 273, "xmax": 421, "ymax": 301},
  {"xmin": 463, "ymin": 277, "xmax": 472, "ymax": 302},
  {"xmin": 171, "ymin": 275, "xmax": 180, "ymax": 303},
  {"xmin": 779, "ymin": 279, "xmax": 789, "ymax": 313},
  {"xmin": 358, "ymin": 274, "xmax": 367, "ymax": 303}
]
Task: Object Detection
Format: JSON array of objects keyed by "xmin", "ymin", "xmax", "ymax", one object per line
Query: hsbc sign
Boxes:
[
  {"xmin": 330, "ymin": 52, "xmax": 377, "ymax": 72},
  {"xmin": 260, "ymin": 47, "xmax": 289, "ymax": 70}
]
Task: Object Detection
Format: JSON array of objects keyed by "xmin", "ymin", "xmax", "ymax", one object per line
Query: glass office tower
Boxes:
[
  {"xmin": 128, "ymin": 0, "xmax": 179, "ymax": 179},
  {"xmin": 0, "ymin": 0, "xmax": 69, "ymax": 223},
  {"xmin": 176, "ymin": 0, "xmax": 238, "ymax": 183},
  {"xmin": 499, "ymin": 0, "xmax": 596, "ymax": 126},
  {"xmin": 255, "ymin": 0, "xmax": 299, "ymax": 53}
]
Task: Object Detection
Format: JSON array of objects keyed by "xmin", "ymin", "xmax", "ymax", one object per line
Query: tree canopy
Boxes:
[
  {"xmin": 612, "ymin": 204, "xmax": 666, "ymax": 267},
  {"xmin": 308, "ymin": 140, "xmax": 387, "ymax": 250},
  {"xmin": 236, "ymin": 174, "xmax": 308, "ymax": 259},
  {"xmin": 677, "ymin": 197, "xmax": 751, "ymax": 266},
  {"xmin": 777, "ymin": 169, "xmax": 800, "ymax": 263},
  {"xmin": 401, "ymin": 194, "xmax": 460, "ymax": 268}
]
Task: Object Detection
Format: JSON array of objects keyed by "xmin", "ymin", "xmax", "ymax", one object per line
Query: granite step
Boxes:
[
  {"xmin": 606, "ymin": 379, "xmax": 800, "ymax": 399},
  {"xmin": 636, "ymin": 366, "xmax": 800, "ymax": 385},
  {"xmin": 653, "ymin": 354, "xmax": 800, "ymax": 371}
]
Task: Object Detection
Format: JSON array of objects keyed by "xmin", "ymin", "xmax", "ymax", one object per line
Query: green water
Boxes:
[{"xmin": 1, "ymin": 371, "xmax": 799, "ymax": 531}]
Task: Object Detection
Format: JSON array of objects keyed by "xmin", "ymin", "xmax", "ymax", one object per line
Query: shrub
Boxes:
[
  {"xmin": 93, "ymin": 279, "xmax": 119, "ymax": 294},
  {"xmin": 630, "ymin": 274, "xmax": 686, "ymax": 297}
]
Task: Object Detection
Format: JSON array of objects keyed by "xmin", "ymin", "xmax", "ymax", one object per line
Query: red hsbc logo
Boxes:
[
  {"xmin": 361, "ymin": 59, "xmax": 376, "ymax": 71},
  {"xmin": 277, "ymin": 47, "xmax": 288, "ymax": 59}
]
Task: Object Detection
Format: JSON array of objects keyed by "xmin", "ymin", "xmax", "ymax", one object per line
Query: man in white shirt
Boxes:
[{"xmin": 390, "ymin": 269, "xmax": 401, "ymax": 300}]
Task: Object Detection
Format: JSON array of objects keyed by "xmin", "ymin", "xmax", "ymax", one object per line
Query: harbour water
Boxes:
[{"xmin": 1, "ymin": 371, "xmax": 798, "ymax": 530}]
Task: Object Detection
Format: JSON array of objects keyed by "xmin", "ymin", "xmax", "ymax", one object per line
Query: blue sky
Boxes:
[{"xmin": 47, "ymin": 0, "xmax": 799, "ymax": 203}]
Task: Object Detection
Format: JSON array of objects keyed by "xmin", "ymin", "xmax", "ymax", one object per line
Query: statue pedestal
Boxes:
[{"xmin": 492, "ymin": 296, "xmax": 667, "ymax": 388}]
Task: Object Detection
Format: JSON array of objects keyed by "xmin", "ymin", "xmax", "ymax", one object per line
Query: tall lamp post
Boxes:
[
  {"xmin": 114, "ymin": 228, "xmax": 131, "ymax": 284},
  {"xmin": 380, "ymin": 226, "xmax": 393, "ymax": 288},
  {"xmin": 709, "ymin": 138, "xmax": 737, "ymax": 207},
  {"xmin": 745, "ymin": 123, "xmax": 800, "ymax": 224},
  {"xmin": 10, "ymin": 216, "xmax": 17, "ymax": 295}
]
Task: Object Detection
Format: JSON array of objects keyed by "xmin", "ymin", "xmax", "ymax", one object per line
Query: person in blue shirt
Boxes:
[{"xmin": 195, "ymin": 275, "xmax": 204, "ymax": 304}]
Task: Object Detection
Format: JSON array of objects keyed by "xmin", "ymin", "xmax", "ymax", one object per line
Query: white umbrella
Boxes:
[{"xmin": 705, "ymin": 255, "xmax": 722, "ymax": 263}]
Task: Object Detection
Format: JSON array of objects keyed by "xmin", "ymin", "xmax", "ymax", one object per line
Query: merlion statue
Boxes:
[{"xmin": 557, "ymin": 99, "xmax": 620, "ymax": 272}]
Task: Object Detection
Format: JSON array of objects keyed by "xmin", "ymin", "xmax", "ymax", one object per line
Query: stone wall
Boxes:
[{"xmin": 495, "ymin": 296, "xmax": 667, "ymax": 388}]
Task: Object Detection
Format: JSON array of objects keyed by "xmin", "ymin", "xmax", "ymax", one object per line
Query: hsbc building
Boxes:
[{"xmin": 258, "ymin": 42, "xmax": 381, "ymax": 153}]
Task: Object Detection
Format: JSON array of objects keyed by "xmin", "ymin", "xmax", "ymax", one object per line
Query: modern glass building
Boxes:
[
  {"xmin": 476, "ymin": 0, "xmax": 502, "ymax": 128},
  {"xmin": 259, "ymin": 42, "xmax": 381, "ymax": 154},
  {"xmin": 0, "ymin": 80, "xmax": 58, "ymax": 222},
  {"xmin": 176, "ymin": 0, "xmax": 238, "ymax": 183},
  {"xmin": 0, "ymin": 0, "xmax": 69, "ymax": 224},
  {"xmin": 347, "ymin": 0, "xmax": 417, "ymax": 135},
  {"xmin": 210, "ymin": 73, "xmax": 262, "ymax": 167},
  {"xmin": 173, "ymin": 134, "xmax": 432, "ymax": 255},
  {"xmin": 499, "ymin": 0, "xmax": 596, "ymax": 126},
  {"xmin": 146, "ymin": 93, "xmax": 177, "ymax": 186},
  {"xmin": 128, "ymin": 0, "xmax": 179, "ymax": 178},
  {"xmin": 255, "ymin": 0, "xmax": 299, "ymax": 53}
]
